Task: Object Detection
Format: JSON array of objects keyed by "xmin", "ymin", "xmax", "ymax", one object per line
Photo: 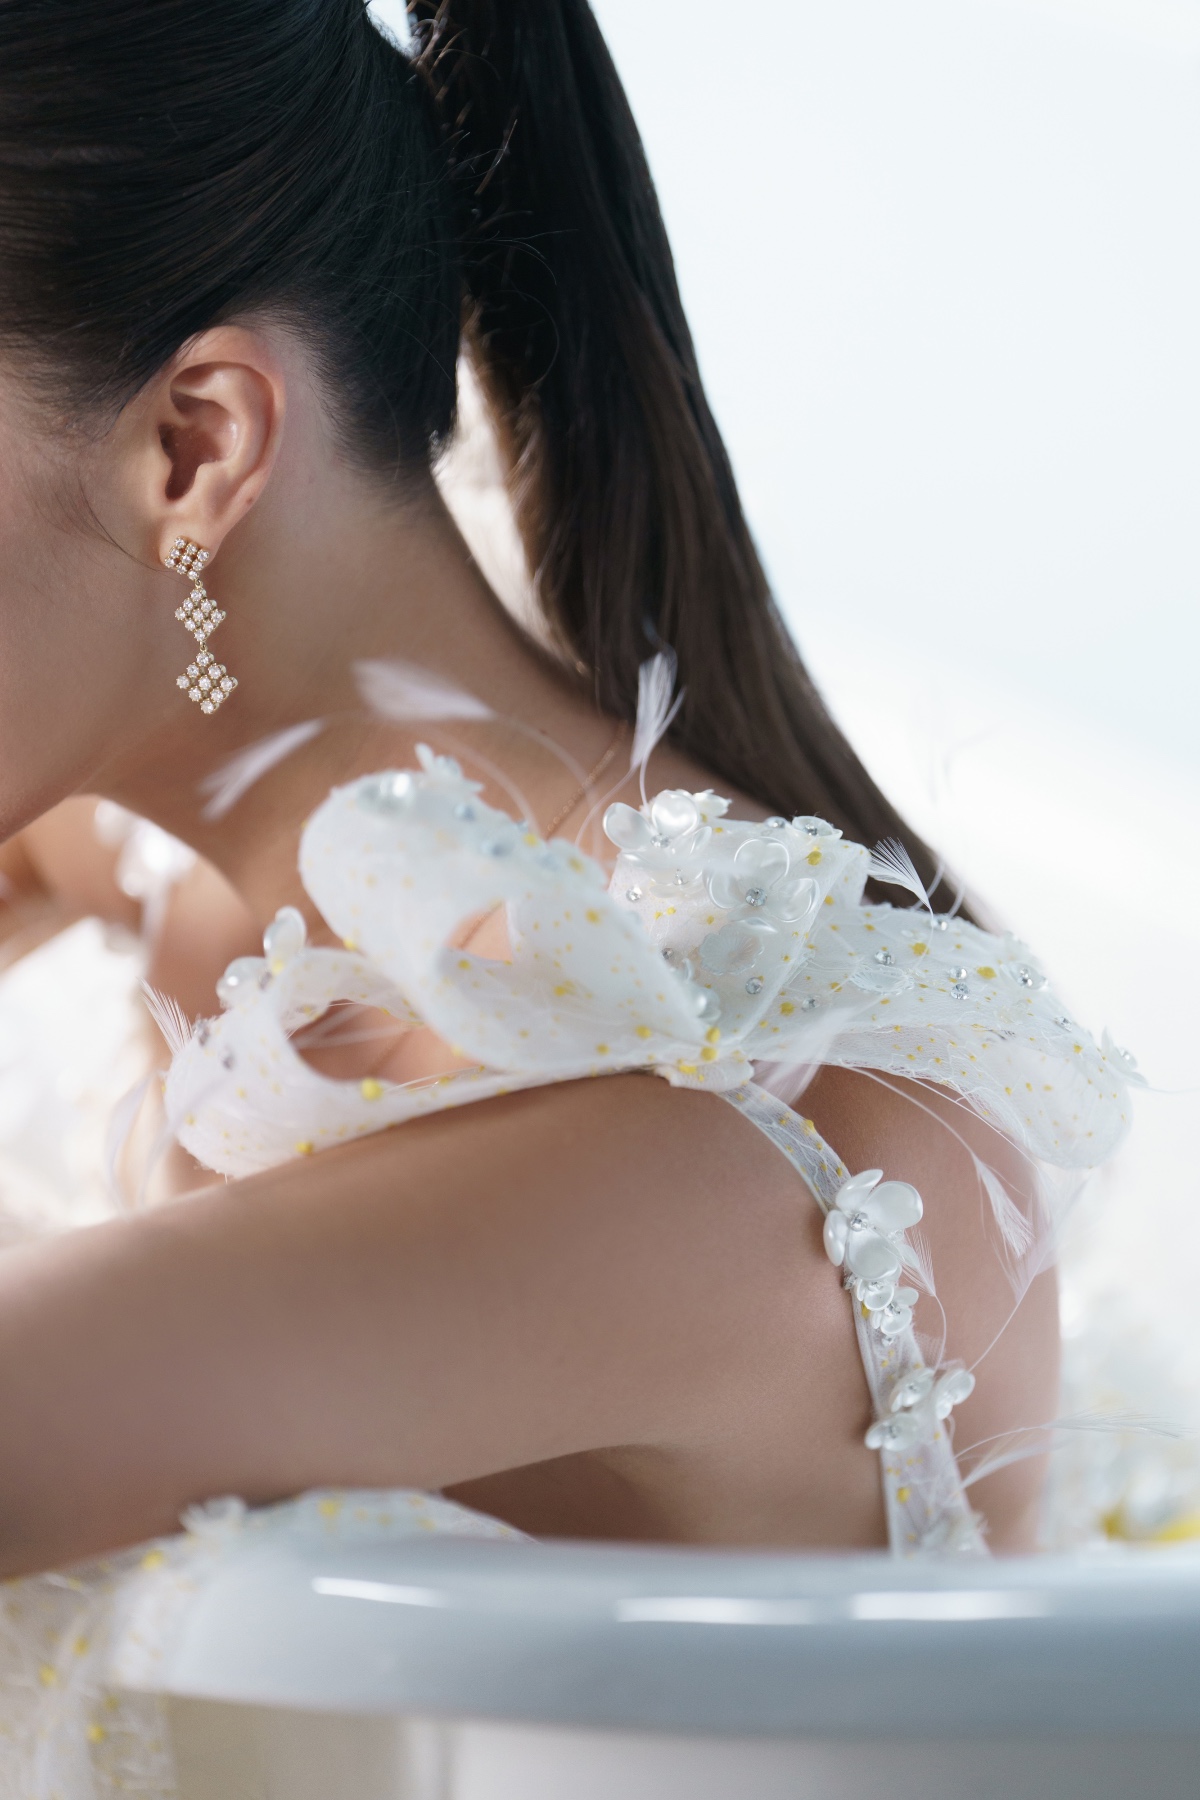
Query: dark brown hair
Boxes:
[{"xmin": 0, "ymin": 0, "xmax": 949, "ymax": 899}]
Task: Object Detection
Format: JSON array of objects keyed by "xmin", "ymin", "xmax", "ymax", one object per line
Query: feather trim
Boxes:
[
  {"xmin": 867, "ymin": 836, "xmax": 933, "ymax": 913},
  {"xmin": 630, "ymin": 651, "xmax": 684, "ymax": 800}
]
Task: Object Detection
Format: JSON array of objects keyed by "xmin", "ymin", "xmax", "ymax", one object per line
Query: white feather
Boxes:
[
  {"xmin": 867, "ymin": 836, "xmax": 933, "ymax": 913},
  {"xmin": 630, "ymin": 651, "xmax": 684, "ymax": 796},
  {"xmin": 142, "ymin": 982, "xmax": 193, "ymax": 1058},
  {"xmin": 354, "ymin": 659, "xmax": 494, "ymax": 723},
  {"xmin": 900, "ymin": 1225, "xmax": 938, "ymax": 1296},
  {"xmin": 200, "ymin": 719, "xmax": 326, "ymax": 821},
  {"xmin": 971, "ymin": 1152, "xmax": 1035, "ymax": 1258}
]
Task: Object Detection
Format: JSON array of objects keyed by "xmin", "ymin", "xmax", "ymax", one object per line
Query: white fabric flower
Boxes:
[
  {"xmin": 216, "ymin": 905, "xmax": 308, "ymax": 1008},
  {"xmin": 604, "ymin": 789, "xmax": 713, "ymax": 878},
  {"xmin": 998, "ymin": 935, "xmax": 1048, "ymax": 992},
  {"xmin": 866, "ymin": 1365, "xmax": 976, "ymax": 1450},
  {"xmin": 706, "ymin": 837, "xmax": 819, "ymax": 926},
  {"xmin": 791, "ymin": 815, "xmax": 842, "ymax": 841},
  {"xmin": 822, "ymin": 1167, "xmax": 924, "ymax": 1315},
  {"xmin": 849, "ymin": 947, "xmax": 915, "ymax": 997},
  {"xmin": 697, "ymin": 920, "xmax": 764, "ymax": 974}
]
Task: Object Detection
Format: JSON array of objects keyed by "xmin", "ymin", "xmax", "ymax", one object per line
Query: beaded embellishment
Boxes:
[{"xmin": 164, "ymin": 538, "xmax": 238, "ymax": 715}]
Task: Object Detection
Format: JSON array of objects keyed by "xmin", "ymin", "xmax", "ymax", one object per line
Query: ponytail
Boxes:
[
  {"xmin": 410, "ymin": 0, "xmax": 955, "ymax": 906},
  {"xmin": 0, "ymin": 0, "xmax": 951, "ymax": 904}
]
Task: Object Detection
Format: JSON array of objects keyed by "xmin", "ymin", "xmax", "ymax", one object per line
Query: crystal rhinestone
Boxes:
[
  {"xmin": 802, "ymin": 821, "xmax": 821, "ymax": 837},
  {"xmin": 174, "ymin": 607, "xmax": 186, "ymax": 622},
  {"xmin": 197, "ymin": 651, "xmax": 211, "ymax": 666},
  {"xmin": 1054, "ymin": 1015, "xmax": 1072, "ymax": 1029},
  {"xmin": 848, "ymin": 1211, "xmax": 871, "ymax": 1231},
  {"xmin": 765, "ymin": 816, "xmax": 788, "ymax": 829},
  {"xmin": 360, "ymin": 772, "xmax": 412, "ymax": 813},
  {"xmin": 187, "ymin": 664, "xmax": 199, "ymax": 679},
  {"xmin": 200, "ymin": 700, "xmax": 214, "ymax": 714},
  {"xmin": 873, "ymin": 948, "xmax": 894, "ymax": 966},
  {"xmin": 745, "ymin": 975, "xmax": 765, "ymax": 995},
  {"xmin": 662, "ymin": 947, "xmax": 684, "ymax": 969},
  {"xmin": 651, "ymin": 832, "xmax": 671, "ymax": 849},
  {"xmin": 801, "ymin": 995, "xmax": 819, "ymax": 1010},
  {"xmin": 220, "ymin": 1050, "xmax": 236, "ymax": 1071},
  {"xmin": 220, "ymin": 678, "xmax": 233, "ymax": 693},
  {"xmin": 1016, "ymin": 964, "xmax": 1036, "ymax": 986},
  {"xmin": 950, "ymin": 967, "xmax": 968, "ymax": 981},
  {"xmin": 480, "ymin": 837, "xmax": 512, "ymax": 857},
  {"xmin": 744, "ymin": 886, "xmax": 767, "ymax": 907},
  {"xmin": 625, "ymin": 886, "xmax": 644, "ymax": 903},
  {"xmin": 199, "ymin": 678, "xmax": 211, "ymax": 692},
  {"xmin": 931, "ymin": 916, "xmax": 950, "ymax": 931},
  {"xmin": 188, "ymin": 687, "xmax": 200, "ymax": 701},
  {"xmin": 951, "ymin": 981, "xmax": 969, "ymax": 1001}
]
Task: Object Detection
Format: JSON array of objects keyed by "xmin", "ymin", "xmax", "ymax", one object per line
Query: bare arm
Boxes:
[
  {"xmin": 0, "ymin": 1074, "xmax": 853, "ymax": 1574},
  {"xmin": 0, "ymin": 1062, "xmax": 1057, "ymax": 1573}
]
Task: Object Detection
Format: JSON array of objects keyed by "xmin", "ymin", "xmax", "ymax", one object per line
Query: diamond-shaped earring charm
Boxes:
[{"xmin": 164, "ymin": 539, "xmax": 239, "ymax": 716}]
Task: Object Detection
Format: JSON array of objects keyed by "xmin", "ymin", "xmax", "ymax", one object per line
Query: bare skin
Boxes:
[{"xmin": 0, "ymin": 322, "xmax": 1058, "ymax": 1573}]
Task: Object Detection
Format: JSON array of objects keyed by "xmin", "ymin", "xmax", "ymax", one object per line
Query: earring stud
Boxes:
[{"xmin": 164, "ymin": 538, "xmax": 238, "ymax": 716}]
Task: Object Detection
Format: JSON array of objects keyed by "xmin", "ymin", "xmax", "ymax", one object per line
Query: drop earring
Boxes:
[{"xmin": 164, "ymin": 538, "xmax": 239, "ymax": 715}]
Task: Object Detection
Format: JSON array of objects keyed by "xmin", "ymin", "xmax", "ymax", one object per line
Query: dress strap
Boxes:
[{"xmin": 722, "ymin": 1082, "xmax": 987, "ymax": 1557}]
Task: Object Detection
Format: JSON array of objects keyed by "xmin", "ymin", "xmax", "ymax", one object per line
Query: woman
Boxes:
[{"xmin": 0, "ymin": 0, "xmax": 1134, "ymax": 1784}]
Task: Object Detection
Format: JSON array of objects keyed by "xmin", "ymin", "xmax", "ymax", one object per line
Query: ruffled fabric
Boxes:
[{"xmin": 166, "ymin": 751, "xmax": 1133, "ymax": 1179}]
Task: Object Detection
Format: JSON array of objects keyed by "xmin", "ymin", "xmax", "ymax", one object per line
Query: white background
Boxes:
[
  {"xmin": 369, "ymin": 1, "xmax": 1199, "ymax": 1351},
  {"xmin": 376, "ymin": 0, "xmax": 1200, "ymax": 1311},
  {"xmin": 582, "ymin": 0, "xmax": 1200, "ymax": 1317}
]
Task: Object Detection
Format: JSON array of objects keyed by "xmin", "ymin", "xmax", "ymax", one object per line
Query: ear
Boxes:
[{"xmin": 123, "ymin": 325, "xmax": 287, "ymax": 568}]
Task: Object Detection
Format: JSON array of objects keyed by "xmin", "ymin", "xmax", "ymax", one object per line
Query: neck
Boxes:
[{"xmin": 91, "ymin": 465, "xmax": 621, "ymax": 930}]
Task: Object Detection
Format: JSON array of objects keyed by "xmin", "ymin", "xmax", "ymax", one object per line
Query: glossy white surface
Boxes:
[{"xmin": 149, "ymin": 1531, "xmax": 1200, "ymax": 1737}]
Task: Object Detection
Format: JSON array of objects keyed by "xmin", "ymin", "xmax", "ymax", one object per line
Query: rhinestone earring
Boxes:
[{"xmin": 164, "ymin": 538, "xmax": 239, "ymax": 715}]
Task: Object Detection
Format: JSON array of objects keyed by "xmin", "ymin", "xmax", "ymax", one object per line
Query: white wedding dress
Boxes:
[{"xmin": 0, "ymin": 751, "xmax": 1136, "ymax": 1796}]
